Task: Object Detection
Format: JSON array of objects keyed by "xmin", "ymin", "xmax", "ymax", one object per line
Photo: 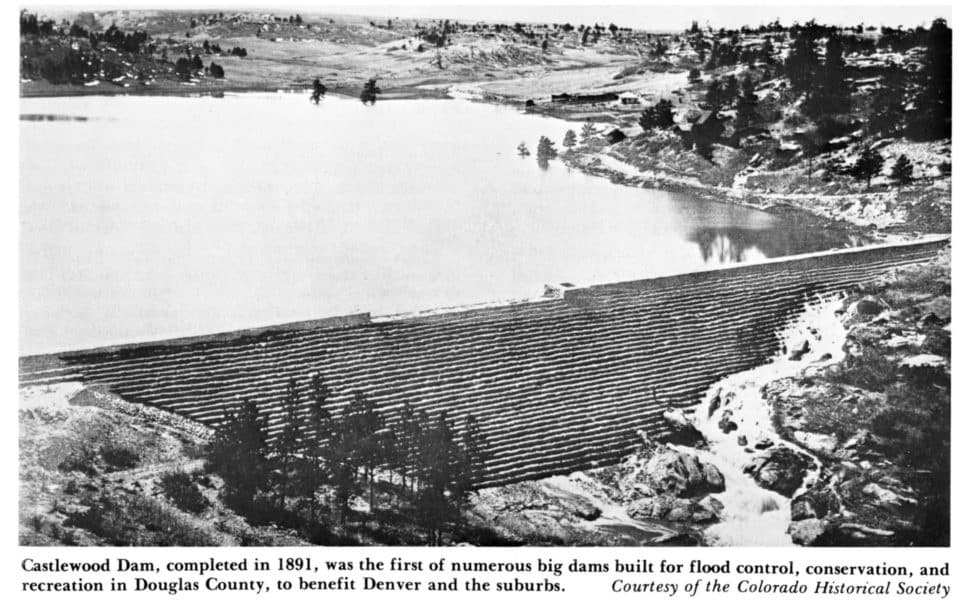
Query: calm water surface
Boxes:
[{"xmin": 20, "ymin": 92, "xmax": 849, "ymax": 354}]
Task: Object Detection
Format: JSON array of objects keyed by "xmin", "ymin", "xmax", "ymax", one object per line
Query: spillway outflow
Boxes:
[{"xmin": 687, "ymin": 294, "xmax": 848, "ymax": 546}]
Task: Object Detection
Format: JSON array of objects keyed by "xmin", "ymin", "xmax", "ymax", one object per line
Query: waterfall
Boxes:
[{"xmin": 680, "ymin": 294, "xmax": 849, "ymax": 546}]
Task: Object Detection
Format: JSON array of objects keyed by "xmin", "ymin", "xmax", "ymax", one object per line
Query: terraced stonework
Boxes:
[{"xmin": 20, "ymin": 238, "xmax": 948, "ymax": 487}]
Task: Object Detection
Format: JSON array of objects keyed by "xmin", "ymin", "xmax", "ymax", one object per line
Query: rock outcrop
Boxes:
[{"xmin": 744, "ymin": 446, "xmax": 816, "ymax": 497}]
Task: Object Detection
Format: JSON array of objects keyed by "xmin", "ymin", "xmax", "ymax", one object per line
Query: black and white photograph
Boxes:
[{"xmin": 17, "ymin": 2, "xmax": 951, "ymax": 550}]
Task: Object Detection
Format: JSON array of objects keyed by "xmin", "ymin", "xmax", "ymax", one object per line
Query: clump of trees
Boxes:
[
  {"xmin": 20, "ymin": 10, "xmax": 56, "ymax": 36},
  {"xmin": 204, "ymin": 374, "xmax": 488, "ymax": 545},
  {"xmin": 360, "ymin": 78, "xmax": 381, "ymax": 104},
  {"xmin": 639, "ymin": 99, "xmax": 675, "ymax": 130},
  {"xmin": 704, "ymin": 75, "xmax": 738, "ymax": 111},
  {"xmin": 782, "ymin": 18, "xmax": 950, "ymax": 141},
  {"xmin": 174, "ymin": 54, "xmax": 204, "ymax": 80},
  {"xmin": 536, "ymin": 136, "xmax": 558, "ymax": 169}
]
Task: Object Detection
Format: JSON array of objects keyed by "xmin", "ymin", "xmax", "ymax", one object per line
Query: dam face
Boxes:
[{"xmin": 19, "ymin": 239, "xmax": 947, "ymax": 487}]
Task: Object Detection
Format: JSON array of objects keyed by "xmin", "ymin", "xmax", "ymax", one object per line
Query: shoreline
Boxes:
[
  {"xmin": 21, "ymin": 82, "xmax": 928, "ymax": 244},
  {"xmin": 19, "ymin": 81, "xmax": 453, "ymax": 101}
]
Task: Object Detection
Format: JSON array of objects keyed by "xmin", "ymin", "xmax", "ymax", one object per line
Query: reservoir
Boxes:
[{"xmin": 20, "ymin": 92, "xmax": 851, "ymax": 354}]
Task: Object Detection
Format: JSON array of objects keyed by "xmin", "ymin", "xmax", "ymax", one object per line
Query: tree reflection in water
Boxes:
[{"xmin": 689, "ymin": 226, "xmax": 869, "ymax": 265}]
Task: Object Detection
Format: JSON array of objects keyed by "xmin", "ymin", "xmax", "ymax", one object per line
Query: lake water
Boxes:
[{"xmin": 20, "ymin": 92, "xmax": 850, "ymax": 355}]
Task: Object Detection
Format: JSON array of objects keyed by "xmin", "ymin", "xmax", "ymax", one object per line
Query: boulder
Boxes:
[
  {"xmin": 855, "ymin": 296, "xmax": 886, "ymax": 317},
  {"xmin": 842, "ymin": 429, "xmax": 879, "ymax": 451},
  {"xmin": 793, "ymin": 431, "xmax": 838, "ymax": 455},
  {"xmin": 627, "ymin": 494, "xmax": 723, "ymax": 524},
  {"xmin": 624, "ymin": 483, "xmax": 656, "ymax": 500},
  {"xmin": 627, "ymin": 496, "xmax": 667, "ymax": 520},
  {"xmin": 707, "ymin": 392, "xmax": 723, "ymax": 417},
  {"xmin": 918, "ymin": 295, "xmax": 950, "ymax": 324},
  {"xmin": 790, "ymin": 498, "xmax": 817, "ymax": 521},
  {"xmin": 788, "ymin": 339, "xmax": 811, "ymax": 361},
  {"xmin": 569, "ymin": 500, "xmax": 602, "ymax": 521},
  {"xmin": 696, "ymin": 495, "xmax": 725, "ymax": 519},
  {"xmin": 661, "ymin": 408, "xmax": 707, "ymax": 447},
  {"xmin": 644, "ymin": 449, "xmax": 725, "ymax": 498},
  {"xmin": 744, "ymin": 446, "xmax": 816, "ymax": 497},
  {"xmin": 789, "ymin": 518, "xmax": 830, "ymax": 546},
  {"xmin": 861, "ymin": 483, "xmax": 916, "ymax": 510},
  {"xmin": 666, "ymin": 500, "xmax": 696, "ymax": 522},
  {"xmin": 717, "ymin": 409, "xmax": 738, "ymax": 433},
  {"xmin": 701, "ymin": 463, "xmax": 725, "ymax": 492}
]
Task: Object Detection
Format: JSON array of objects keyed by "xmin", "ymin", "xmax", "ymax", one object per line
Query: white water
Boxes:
[{"xmin": 684, "ymin": 294, "xmax": 850, "ymax": 546}]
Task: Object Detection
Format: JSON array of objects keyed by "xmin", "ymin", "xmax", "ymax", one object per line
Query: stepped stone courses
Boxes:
[{"xmin": 20, "ymin": 240, "xmax": 947, "ymax": 487}]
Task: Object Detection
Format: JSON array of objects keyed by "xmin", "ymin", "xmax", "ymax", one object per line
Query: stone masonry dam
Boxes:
[{"xmin": 19, "ymin": 238, "xmax": 948, "ymax": 487}]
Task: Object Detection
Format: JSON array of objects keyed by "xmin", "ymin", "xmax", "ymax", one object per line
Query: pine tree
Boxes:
[
  {"xmin": 760, "ymin": 37, "xmax": 776, "ymax": 66},
  {"xmin": 869, "ymin": 86, "xmax": 906, "ymax": 136},
  {"xmin": 562, "ymin": 129, "xmax": 577, "ymax": 148},
  {"xmin": 452, "ymin": 414, "xmax": 488, "ymax": 513},
  {"xmin": 537, "ymin": 136, "xmax": 558, "ymax": 159},
  {"xmin": 311, "ymin": 78, "xmax": 326, "ymax": 103},
  {"xmin": 326, "ymin": 421, "xmax": 358, "ymax": 525},
  {"xmin": 911, "ymin": 18, "xmax": 951, "ymax": 140},
  {"xmin": 784, "ymin": 31, "xmax": 818, "ymax": 90},
  {"xmin": 704, "ymin": 79, "xmax": 726, "ymax": 111},
  {"xmin": 852, "ymin": 146, "xmax": 883, "ymax": 187},
  {"xmin": 413, "ymin": 410, "xmax": 431, "ymax": 493},
  {"xmin": 396, "ymin": 403, "xmax": 418, "ymax": 492},
  {"xmin": 416, "ymin": 412, "xmax": 459, "ymax": 545},
  {"xmin": 890, "ymin": 154, "xmax": 914, "ymax": 185},
  {"xmin": 354, "ymin": 393, "xmax": 384, "ymax": 513},
  {"xmin": 580, "ymin": 122, "xmax": 597, "ymax": 139},
  {"xmin": 734, "ymin": 75, "xmax": 759, "ymax": 128},
  {"xmin": 273, "ymin": 378, "xmax": 303, "ymax": 507},
  {"xmin": 206, "ymin": 398, "xmax": 270, "ymax": 505},
  {"xmin": 802, "ymin": 34, "xmax": 849, "ymax": 119},
  {"xmin": 326, "ymin": 393, "xmax": 370, "ymax": 525},
  {"xmin": 295, "ymin": 374, "xmax": 332, "ymax": 520}
]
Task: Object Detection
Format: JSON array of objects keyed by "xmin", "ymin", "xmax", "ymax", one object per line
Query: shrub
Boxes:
[
  {"xmin": 65, "ymin": 493, "xmax": 219, "ymax": 546},
  {"xmin": 160, "ymin": 470, "xmax": 209, "ymax": 514},
  {"xmin": 57, "ymin": 445, "xmax": 100, "ymax": 475},
  {"xmin": 826, "ymin": 345, "xmax": 898, "ymax": 391},
  {"xmin": 99, "ymin": 444, "xmax": 140, "ymax": 471}
]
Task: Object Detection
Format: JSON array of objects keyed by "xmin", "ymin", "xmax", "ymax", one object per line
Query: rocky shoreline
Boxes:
[{"xmin": 560, "ymin": 144, "xmax": 947, "ymax": 242}]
